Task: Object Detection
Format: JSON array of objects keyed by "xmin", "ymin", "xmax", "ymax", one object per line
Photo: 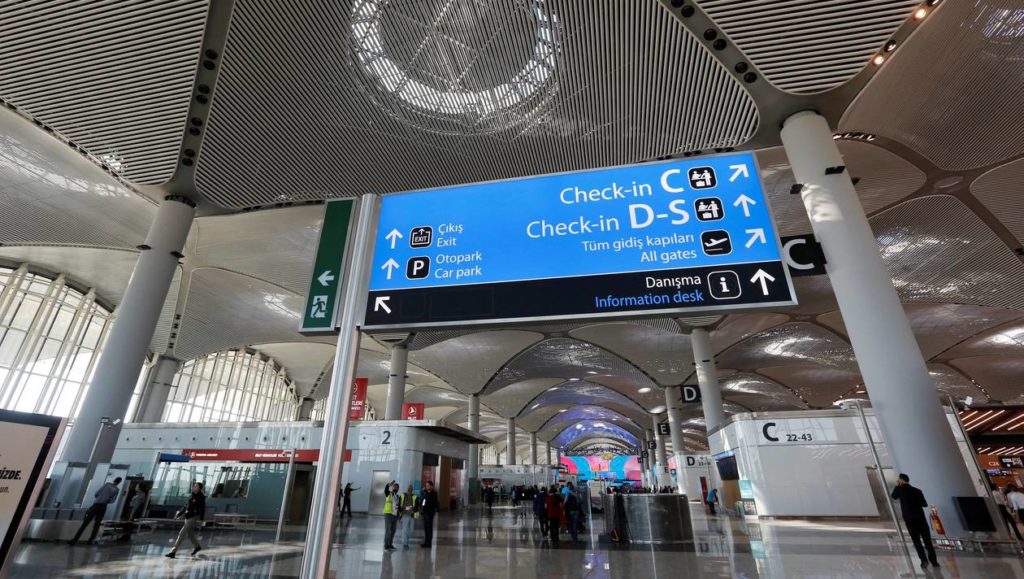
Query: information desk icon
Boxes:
[
  {"xmin": 410, "ymin": 226, "xmax": 433, "ymax": 248},
  {"xmin": 707, "ymin": 270, "xmax": 741, "ymax": 300}
]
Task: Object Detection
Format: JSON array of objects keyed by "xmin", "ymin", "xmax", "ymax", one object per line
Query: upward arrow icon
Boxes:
[
  {"xmin": 734, "ymin": 194, "xmax": 756, "ymax": 217},
  {"xmin": 382, "ymin": 258, "xmax": 399, "ymax": 280},
  {"xmin": 385, "ymin": 229, "xmax": 403, "ymax": 250},
  {"xmin": 750, "ymin": 269, "xmax": 776, "ymax": 295}
]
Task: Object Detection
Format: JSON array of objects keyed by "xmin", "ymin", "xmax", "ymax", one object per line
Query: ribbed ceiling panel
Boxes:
[
  {"xmin": 698, "ymin": 0, "xmax": 920, "ymax": 94},
  {"xmin": 841, "ymin": 1, "xmax": 1024, "ymax": 169},
  {"xmin": 195, "ymin": 0, "xmax": 758, "ymax": 209},
  {"xmin": 871, "ymin": 196, "xmax": 1024, "ymax": 309},
  {"xmin": 972, "ymin": 158, "xmax": 1024, "ymax": 246},
  {"xmin": 0, "ymin": 0, "xmax": 209, "ymax": 184}
]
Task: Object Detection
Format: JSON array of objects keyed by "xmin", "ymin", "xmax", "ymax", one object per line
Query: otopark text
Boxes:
[{"xmin": 365, "ymin": 152, "xmax": 795, "ymax": 327}]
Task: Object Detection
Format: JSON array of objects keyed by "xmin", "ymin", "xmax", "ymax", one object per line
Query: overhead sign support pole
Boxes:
[{"xmin": 301, "ymin": 194, "xmax": 378, "ymax": 579}]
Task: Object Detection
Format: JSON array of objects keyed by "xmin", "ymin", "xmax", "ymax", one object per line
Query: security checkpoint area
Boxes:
[{"xmin": 2, "ymin": 1, "xmax": 1024, "ymax": 578}]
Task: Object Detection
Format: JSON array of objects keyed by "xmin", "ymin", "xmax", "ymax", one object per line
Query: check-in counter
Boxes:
[{"xmin": 603, "ymin": 493, "xmax": 692, "ymax": 543}]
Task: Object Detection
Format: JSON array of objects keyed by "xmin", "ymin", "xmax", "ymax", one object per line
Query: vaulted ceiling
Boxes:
[{"xmin": 1, "ymin": 0, "xmax": 1022, "ymax": 459}]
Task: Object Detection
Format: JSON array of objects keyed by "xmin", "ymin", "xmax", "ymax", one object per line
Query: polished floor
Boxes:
[{"xmin": 9, "ymin": 504, "xmax": 1024, "ymax": 578}]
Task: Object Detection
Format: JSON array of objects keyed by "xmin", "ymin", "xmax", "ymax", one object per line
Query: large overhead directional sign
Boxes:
[
  {"xmin": 300, "ymin": 199, "xmax": 355, "ymax": 333},
  {"xmin": 364, "ymin": 152, "xmax": 796, "ymax": 330}
]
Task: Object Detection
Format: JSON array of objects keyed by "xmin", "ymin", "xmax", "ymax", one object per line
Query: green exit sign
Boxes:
[{"xmin": 300, "ymin": 199, "xmax": 355, "ymax": 333}]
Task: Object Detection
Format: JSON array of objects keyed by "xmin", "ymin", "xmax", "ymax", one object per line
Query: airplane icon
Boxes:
[{"xmin": 700, "ymin": 230, "xmax": 732, "ymax": 256}]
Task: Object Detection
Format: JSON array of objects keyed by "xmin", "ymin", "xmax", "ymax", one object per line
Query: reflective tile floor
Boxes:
[{"xmin": 9, "ymin": 505, "xmax": 1024, "ymax": 578}]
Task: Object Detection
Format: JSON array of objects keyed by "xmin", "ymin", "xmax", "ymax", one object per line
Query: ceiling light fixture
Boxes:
[
  {"xmin": 913, "ymin": 8, "xmax": 928, "ymax": 20},
  {"xmin": 872, "ymin": 55, "xmax": 886, "ymax": 66},
  {"xmin": 884, "ymin": 40, "xmax": 897, "ymax": 52},
  {"xmin": 638, "ymin": 387, "xmax": 651, "ymax": 394}
]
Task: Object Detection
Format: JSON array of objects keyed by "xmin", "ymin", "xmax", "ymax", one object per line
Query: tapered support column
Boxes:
[
  {"xmin": 781, "ymin": 110, "xmax": 977, "ymax": 536},
  {"xmin": 296, "ymin": 397, "xmax": 315, "ymax": 421},
  {"xmin": 383, "ymin": 343, "xmax": 408, "ymax": 420},
  {"xmin": 646, "ymin": 429, "xmax": 658, "ymax": 487},
  {"xmin": 468, "ymin": 394, "xmax": 480, "ymax": 479},
  {"xmin": 530, "ymin": 432, "xmax": 538, "ymax": 465},
  {"xmin": 61, "ymin": 197, "xmax": 194, "ymax": 463},
  {"xmin": 546, "ymin": 443, "xmax": 552, "ymax": 465},
  {"xmin": 665, "ymin": 386, "xmax": 690, "ymax": 495},
  {"xmin": 506, "ymin": 418, "xmax": 517, "ymax": 465},
  {"xmin": 653, "ymin": 415, "xmax": 669, "ymax": 487},
  {"xmin": 134, "ymin": 356, "xmax": 182, "ymax": 423},
  {"xmin": 691, "ymin": 328, "xmax": 725, "ymax": 437}
]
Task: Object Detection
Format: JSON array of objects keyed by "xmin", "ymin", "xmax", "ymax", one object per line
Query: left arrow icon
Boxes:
[
  {"xmin": 317, "ymin": 270, "xmax": 335, "ymax": 286},
  {"xmin": 374, "ymin": 296, "xmax": 392, "ymax": 314},
  {"xmin": 385, "ymin": 229, "xmax": 403, "ymax": 249}
]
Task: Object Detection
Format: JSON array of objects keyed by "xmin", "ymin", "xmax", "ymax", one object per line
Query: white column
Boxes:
[
  {"xmin": 781, "ymin": 110, "xmax": 977, "ymax": 535},
  {"xmin": 506, "ymin": 418, "xmax": 517, "ymax": 465},
  {"xmin": 530, "ymin": 432, "xmax": 538, "ymax": 465},
  {"xmin": 691, "ymin": 328, "xmax": 725, "ymax": 437},
  {"xmin": 468, "ymin": 394, "xmax": 480, "ymax": 479},
  {"xmin": 665, "ymin": 386, "xmax": 690, "ymax": 495},
  {"xmin": 383, "ymin": 343, "xmax": 408, "ymax": 420},
  {"xmin": 134, "ymin": 356, "xmax": 182, "ymax": 423},
  {"xmin": 546, "ymin": 442, "xmax": 552, "ymax": 465},
  {"xmin": 653, "ymin": 415, "xmax": 669, "ymax": 487},
  {"xmin": 646, "ymin": 429, "xmax": 658, "ymax": 487},
  {"xmin": 296, "ymin": 397, "xmax": 315, "ymax": 421},
  {"xmin": 61, "ymin": 197, "xmax": 194, "ymax": 463}
]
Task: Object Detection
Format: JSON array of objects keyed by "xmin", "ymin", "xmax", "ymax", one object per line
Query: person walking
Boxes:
[
  {"xmin": 419, "ymin": 480, "xmax": 439, "ymax": 548},
  {"xmin": 165, "ymin": 482, "xmax": 206, "ymax": 558},
  {"xmin": 706, "ymin": 488, "xmax": 718, "ymax": 515},
  {"xmin": 565, "ymin": 489, "xmax": 581, "ymax": 542},
  {"xmin": 1007, "ymin": 485, "xmax": 1024, "ymax": 534},
  {"xmin": 993, "ymin": 483, "xmax": 1023, "ymax": 541},
  {"xmin": 339, "ymin": 482, "xmax": 359, "ymax": 517},
  {"xmin": 69, "ymin": 477, "xmax": 122, "ymax": 545},
  {"xmin": 398, "ymin": 484, "xmax": 418, "ymax": 548},
  {"xmin": 890, "ymin": 473, "xmax": 939, "ymax": 569},
  {"xmin": 383, "ymin": 481, "xmax": 399, "ymax": 551},
  {"xmin": 545, "ymin": 486, "xmax": 562, "ymax": 545},
  {"xmin": 533, "ymin": 486, "xmax": 549, "ymax": 537},
  {"xmin": 484, "ymin": 485, "xmax": 495, "ymax": 511}
]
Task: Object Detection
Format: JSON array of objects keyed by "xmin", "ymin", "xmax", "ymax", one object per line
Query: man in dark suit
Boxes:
[
  {"xmin": 419, "ymin": 480, "xmax": 439, "ymax": 548},
  {"xmin": 891, "ymin": 473, "xmax": 939, "ymax": 569}
]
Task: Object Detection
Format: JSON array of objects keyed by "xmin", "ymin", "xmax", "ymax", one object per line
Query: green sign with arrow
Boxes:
[{"xmin": 300, "ymin": 199, "xmax": 355, "ymax": 333}]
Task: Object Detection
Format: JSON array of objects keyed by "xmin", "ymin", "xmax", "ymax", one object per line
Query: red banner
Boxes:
[
  {"xmin": 180, "ymin": 448, "xmax": 351, "ymax": 462},
  {"xmin": 349, "ymin": 377, "xmax": 368, "ymax": 420},
  {"xmin": 402, "ymin": 403, "xmax": 425, "ymax": 420}
]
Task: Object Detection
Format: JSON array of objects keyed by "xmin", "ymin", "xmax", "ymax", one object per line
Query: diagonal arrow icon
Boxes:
[
  {"xmin": 381, "ymin": 258, "xmax": 399, "ymax": 280},
  {"xmin": 385, "ymin": 228, "xmax": 403, "ymax": 250},
  {"xmin": 729, "ymin": 164, "xmax": 749, "ymax": 182},
  {"xmin": 744, "ymin": 228, "xmax": 766, "ymax": 249},
  {"xmin": 374, "ymin": 296, "xmax": 392, "ymax": 314},
  {"xmin": 734, "ymin": 194, "xmax": 756, "ymax": 217}
]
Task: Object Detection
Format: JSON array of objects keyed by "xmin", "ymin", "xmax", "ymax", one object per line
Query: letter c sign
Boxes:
[{"xmin": 762, "ymin": 422, "xmax": 779, "ymax": 442}]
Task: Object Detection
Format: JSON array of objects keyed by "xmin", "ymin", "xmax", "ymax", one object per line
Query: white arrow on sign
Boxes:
[
  {"xmin": 381, "ymin": 258, "xmax": 399, "ymax": 280},
  {"xmin": 744, "ymin": 228, "xmax": 766, "ymax": 249},
  {"xmin": 374, "ymin": 296, "xmax": 392, "ymax": 314},
  {"xmin": 317, "ymin": 270, "xmax": 335, "ymax": 287},
  {"xmin": 729, "ymin": 163, "xmax": 749, "ymax": 182},
  {"xmin": 734, "ymin": 194, "xmax": 756, "ymax": 217},
  {"xmin": 385, "ymin": 228, "xmax": 403, "ymax": 250},
  {"xmin": 750, "ymin": 269, "xmax": 776, "ymax": 296}
]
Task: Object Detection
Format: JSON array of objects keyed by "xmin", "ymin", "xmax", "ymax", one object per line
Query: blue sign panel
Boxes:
[{"xmin": 365, "ymin": 152, "xmax": 796, "ymax": 329}]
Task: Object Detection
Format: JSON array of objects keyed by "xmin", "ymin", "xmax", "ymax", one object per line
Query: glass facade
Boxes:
[
  {"xmin": 0, "ymin": 265, "xmax": 113, "ymax": 418},
  {"xmin": 162, "ymin": 348, "xmax": 298, "ymax": 423}
]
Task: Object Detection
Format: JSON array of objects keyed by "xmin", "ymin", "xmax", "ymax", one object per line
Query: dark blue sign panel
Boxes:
[{"xmin": 365, "ymin": 153, "xmax": 796, "ymax": 329}]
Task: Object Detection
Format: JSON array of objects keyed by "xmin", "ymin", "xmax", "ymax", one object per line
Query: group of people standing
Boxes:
[
  {"xmin": 482, "ymin": 482, "xmax": 585, "ymax": 545},
  {"xmin": 992, "ymin": 482, "xmax": 1024, "ymax": 541},
  {"xmin": 381, "ymin": 480, "xmax": 439, "ymax": 550}
]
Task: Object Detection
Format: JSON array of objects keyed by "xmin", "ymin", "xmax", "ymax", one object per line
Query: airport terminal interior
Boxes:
[{"xmin": 3, "ymin": 0, "xmax": 1024, "ymax": 577}]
